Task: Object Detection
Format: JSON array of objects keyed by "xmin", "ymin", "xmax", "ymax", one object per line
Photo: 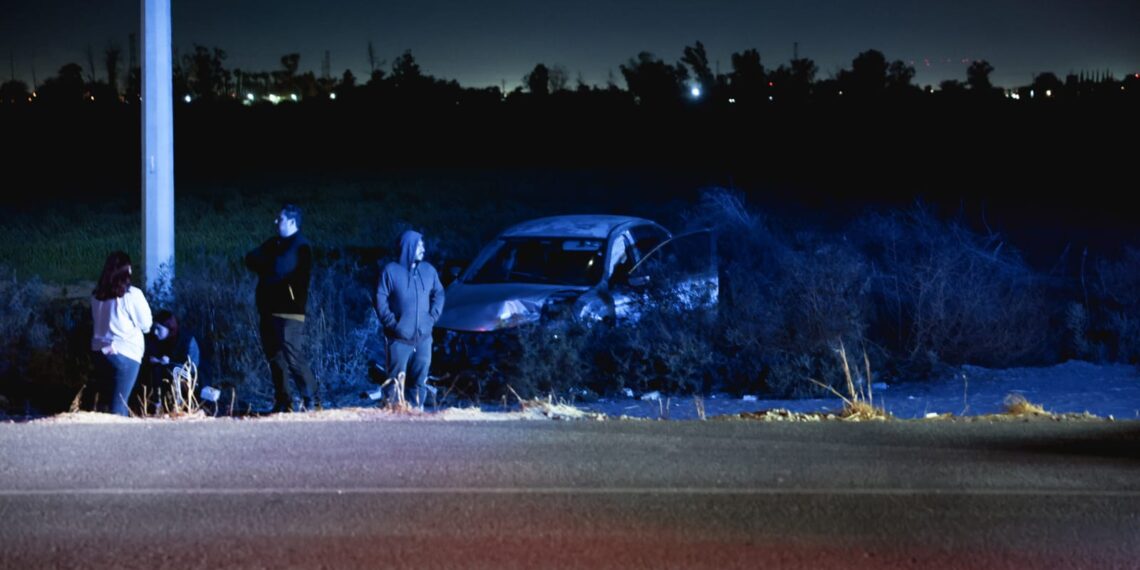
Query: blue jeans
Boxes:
[
  {"xmin": 93, "ymin": 352, "xmax": 141, "ymax": 416},
  {"xmin": 386, "ymin": 337, "xmax": 434, "ymax": 408}
]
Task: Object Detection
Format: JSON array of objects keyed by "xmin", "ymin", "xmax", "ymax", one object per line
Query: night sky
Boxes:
[{"xmin": 2, "ymin": 0, "xmax": 1137, "ymax": 90}]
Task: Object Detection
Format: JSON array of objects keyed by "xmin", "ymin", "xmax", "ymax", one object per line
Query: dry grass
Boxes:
[
  {"xmin": 68, "ymin": 386, "xmax": 85, "ymax": 414},
  {"xmin": 808, "ymin": 342, "xmax": 892, "ymax": 421},
  {"xmin": 1003, "ymin": 393, "xmax": 1048, "ymax": 415},
  {"xmin": 133, "ymin": 357, "xmax": 206, "ymax": 419},
  {"xmin": 507, "ymin": 386, "xmax": 606, "ymax": 421},
  {"xmin": 693, "ymin": 395, "xmax": 706, "ymax": 421},
  {"xmin": 720, "ymin": 409, "xmax": 830, "ymax": 422}
]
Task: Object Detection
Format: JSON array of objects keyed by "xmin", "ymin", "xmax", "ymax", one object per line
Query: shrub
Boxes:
[
  {"xmin": 855, "ymin": 206, "xmax": 1047, "ymax": 375},
  {"xmin": 0, "ymin": 267, "xmax": 93, "ymax": 414},
  {"xmin": 684, "ymin": 188, "xmax": 873, "ymax": 396},
  {"xmin": 166, "ymin": 253, "xmax": 380, "ymax": 411},
  {"xmin": 1091, "ymin": 247, "xmax": 1140, "ymax": 364}
]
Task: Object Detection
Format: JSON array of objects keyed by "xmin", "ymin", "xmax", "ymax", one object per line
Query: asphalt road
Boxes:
[{"xmin": 2, "ymin": 418, "xmax": 1138, "ymax": 569}]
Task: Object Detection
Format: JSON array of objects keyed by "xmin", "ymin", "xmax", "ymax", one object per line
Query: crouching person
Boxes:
[{"xmin": 142, "ymin": 309, "xmax": 201, "ymax": 412}]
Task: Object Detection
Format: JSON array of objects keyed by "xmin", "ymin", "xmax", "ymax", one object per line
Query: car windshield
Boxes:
[{"xmin": 465, "ymin": 237, "xmax": 606, "ymax": 286}]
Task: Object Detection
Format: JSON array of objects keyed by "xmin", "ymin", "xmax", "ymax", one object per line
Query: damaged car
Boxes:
[{"xmin": 433, "ymin": 214, "xmax": 718, "ymax": 389}]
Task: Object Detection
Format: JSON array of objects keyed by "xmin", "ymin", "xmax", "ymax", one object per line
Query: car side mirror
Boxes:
[{"xmin": 628, "ymin": 275, "xmax": 651, "ymax": 288}]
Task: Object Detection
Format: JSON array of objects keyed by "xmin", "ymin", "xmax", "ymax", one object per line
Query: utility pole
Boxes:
[{"xmin": 142, "ymin": 0, "xmax": 175, "ymax": 294}]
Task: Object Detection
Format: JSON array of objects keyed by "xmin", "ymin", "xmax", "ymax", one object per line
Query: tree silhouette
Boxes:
[
  {"xmin": 887, "ymin": 60, "xmax": 917, "ymax": 93},
  {"xmin": 938, "ymin": 79, "xmax": 967, "ymax": 97},
  {"xmin": 966, "ymin": 60, "xmax": 1000, "ymax": 98},
  {"xmin": 274, "ymin": 53, "xmax": 301, "ymax": 94},
  {"xmin": 770, "ymin": 57, "xmax": 816, "ymax": 102},
  {"xmin": 1030, "ymin": 72, "xmax": 1063, "ymax": 98},
  {"xmin": 104, "ymin": 43, "xmax": 122, "ymax": 98},
  {"xmin": 548, "ymin": 65, "xmax": 569, "ymax": 92},
  {"xmin": 37, "ymin": 63, "xmax": 86, "ymax": 103},
  {"xmin": 681, "ymin": 41, "xmax": 714, "ymax": 90},
  {"xmin": 0, "ymin": 79, "xmax": 31, "ymax": 103},
  {"xmin": 842, "ymin": 49, "xmax": 888, "ymax": 97},
  {"xmin": 728, "ymin": 48, "xmax": 767, "ymax": 104},
  {"xmin": 619, "ymin": 51, "xmax": 688, "ymax": 106},
  {"xmin": 84, "ymin": 45, "xmax": 98, "ymax": 84},
  {"xmin": 524, "ymin": 63, "xmax": 550, "ymax": 96},
  {"xmin": 391, "ymin": 50, "xmax": 423, "ymax": 85},
  {"xmin": 340, "ymin": 69, "xmax": 356, "ymax": 89},
  {"xmin": 181, "ymin": 45, "xmax": 230, "ymax": 101}
]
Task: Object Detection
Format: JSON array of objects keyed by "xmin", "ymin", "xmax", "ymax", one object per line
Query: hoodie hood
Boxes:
[{"xmin": 398, "ymin": 230, "xmax": 423, "ymax": 270}]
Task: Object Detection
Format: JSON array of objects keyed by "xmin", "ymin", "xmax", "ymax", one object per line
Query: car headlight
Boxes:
[
  {"xmin": 576, "ymin": 295, "xmax": 610, "ymax": 322},
  {"xmin": 496, "ymin": 299, "xmax": 541, "ymax": 329}
]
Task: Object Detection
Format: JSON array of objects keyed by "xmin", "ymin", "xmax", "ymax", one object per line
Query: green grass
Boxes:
[{"xmin": 4, "ymin": 168, "xmax": 687, "ymax": 284}]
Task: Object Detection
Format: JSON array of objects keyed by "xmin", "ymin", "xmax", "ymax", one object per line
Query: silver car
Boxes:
[{"xmin": 436, "ymin": 214, "xmax": 717, "ymax": 334}]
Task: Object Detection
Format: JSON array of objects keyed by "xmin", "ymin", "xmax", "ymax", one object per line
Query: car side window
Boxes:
[{"xmin": 629, "ymin": 224, "xmax": 669, "ymax": 260}]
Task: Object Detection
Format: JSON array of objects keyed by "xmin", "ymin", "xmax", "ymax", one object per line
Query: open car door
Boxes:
[{"xmin": 612, "ymin": 229, "xmax": 718, "ymax": 321}]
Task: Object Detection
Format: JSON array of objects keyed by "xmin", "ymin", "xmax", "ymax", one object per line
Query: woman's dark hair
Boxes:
[
  {"xmin": 93, "ymin": 251, "xmax": 133, "ymax": 301},
  {"xmin": 153, "ymin": 309, "xmax": 179, "ymax": 340}
]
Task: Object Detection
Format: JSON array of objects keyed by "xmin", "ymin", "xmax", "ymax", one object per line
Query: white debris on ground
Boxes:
[
  {"xmin": 12, "ymin": 361, "xmax": 1137, "ymax": 424},
  {"xmin": 30, "ymin": 412, "xmax": 139, "ymax": 424}
]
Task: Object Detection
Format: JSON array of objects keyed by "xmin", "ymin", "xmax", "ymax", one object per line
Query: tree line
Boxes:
[{"xmin": 1, "ymin": 41, "xmax": 1135, "ymax": 107}]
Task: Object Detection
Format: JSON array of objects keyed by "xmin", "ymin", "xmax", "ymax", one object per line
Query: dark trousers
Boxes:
[
  {"xmin": 259, "ymin": 316, "xmax": 317, "ymax": 409},
  {"xmin": 386, "ymin": 336, "xmax": 433, "ymax": 407},
  {"xmin": 92, "ymin": 352, "xmax": 141, "ymax": 417}
]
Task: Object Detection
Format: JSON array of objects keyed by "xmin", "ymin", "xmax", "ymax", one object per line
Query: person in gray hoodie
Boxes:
[{"xmin": 375, "ymin": 230, "xmax": 446, "ymax": 409}]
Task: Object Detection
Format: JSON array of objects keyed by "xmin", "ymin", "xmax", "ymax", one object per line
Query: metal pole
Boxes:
[{"xmin": 142, "ymin": 0, "xmax": 175, "ymax": 294}]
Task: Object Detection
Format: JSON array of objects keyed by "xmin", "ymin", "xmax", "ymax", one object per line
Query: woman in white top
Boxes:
[{"xmin": 91, "ymin": 251, "xmax": 153, "ymax": 416}]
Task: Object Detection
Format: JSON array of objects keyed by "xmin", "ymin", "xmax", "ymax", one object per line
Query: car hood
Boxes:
[{"xmin": 435, "ymin": 281, "xmax": 591, "ymax": 332}]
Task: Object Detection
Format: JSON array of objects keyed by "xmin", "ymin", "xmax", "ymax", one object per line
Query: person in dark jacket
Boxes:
[
  {"xmin": 141, "ymin": 309, "xmax": 200, "ymax": 412},
  {"xmin": 375, "ymin": 230, "xmax": 445, "ymax": 409},
  {"xmin": 245, "ymin": 203, "xmax": 319, "ymax": 413}
]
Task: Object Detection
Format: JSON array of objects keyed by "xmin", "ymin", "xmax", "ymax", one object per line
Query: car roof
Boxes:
[{"xmin": 500, "ymin": 215, "xmax": 664, "ymax": 239}]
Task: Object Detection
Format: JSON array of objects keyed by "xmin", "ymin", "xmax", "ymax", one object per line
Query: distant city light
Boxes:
[
  {"xmin": 728, "ymin": 98, "xmax": 736, "ymax": 104},
  {"xmin": 1011, "ymin": 92, "xmax": 1021, "ymax": 100},
  {"xmin": 246, "ymin": 93, "xmax": 255, "ymax": 101},
  {"xmin": 183, "ymin": 95, "xmax": 191, "ymax": 103},
  {"xmin": 690, "ymin": 86, "xmax": 701, "ymax": 98},
  {"xmin": 268, "ymin": 94, "xmax": 281, "ymax": 104},
  {"xmin": 290, "ymin": 94, "xmax": 298, "ymax": 102},
  {"xmin": 1045, "ymin": 89, "xmax": 1052, "ymax": 97},
  {"xmin": 768, "ymin": 96, "xmax": 774, "ymax": 102},
  {"xmin": 329, "ymin": 92, "xmax": 337, "ymax": 100},
  {"xmin": 1030, "ymin": 89, "xmax": 1035, "ymax": 98}
]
